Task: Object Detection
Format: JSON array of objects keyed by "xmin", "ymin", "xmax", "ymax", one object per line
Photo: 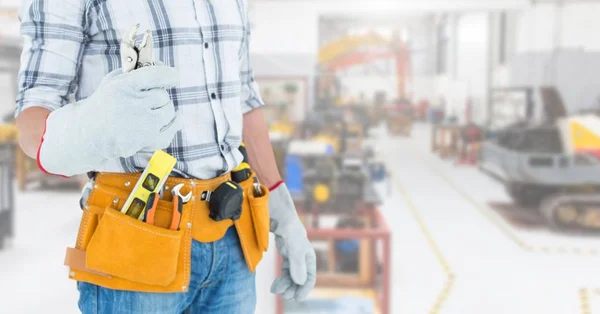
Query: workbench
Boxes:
[
  {"xmin": 431, "ymin": 123, "xmax": 461, "ymax": 158},
  {"xmin": 387, "ymin": 114, "xmax": 412, "ymax": 136},
  {"xmin": 279, "ymin": 181, "xmax": 391, "ymax": 314},
  {"xmin": 292, "ymin": 178, "xmax": 382, "ymax": 218},
  {"xmin": 276, "ymin": 208, "xmax": 391, "ymax": 314}
]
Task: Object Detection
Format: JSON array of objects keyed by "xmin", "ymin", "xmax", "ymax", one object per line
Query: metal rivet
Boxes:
[
  {"xmin": 190, "ymin": 181, "xmax": 196, "ymax": 187},
  {"xmin": 84, "ymin": 205, "xmax": 90, "ymax": 210},
  {"xmin": 93, "ymin": 184, "xmax": 98, "ymax": 189},
  {"xmin": 125, "ymin": 181, "xmax": 131, "ymax": 187},
  {"xmin": 127, "ymin": 56, "xmax": 133, "ymax": 62},
  {"xmin": 165, "ymin": 186, "xmax": 170, "ymax": 190},
  {"xmin": 69, "ymin": 271, "xmax": 75, "ymax": 277},
  {"xmin": 113, "ymin": 198, "xmax": 119, "ymax": 204},
  {"xmin": 187, "ymin": 222, "xmax": 192, "ymax": 229},
  {"xmin": 182, "ymin": 286, "xmax": 187, "ymax": 291}
]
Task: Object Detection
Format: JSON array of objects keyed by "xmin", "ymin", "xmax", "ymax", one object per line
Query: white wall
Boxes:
[
  {"xmin": 250, "ymin": 2, "xmax": 318, "ymax": 55},
  {"xmin": 559, "ymin": 3, "xmax": 600, "ymax": 51},
  {"xmin": 435, "ymin": 13, "xmax": 490, "ymax": 123},
  {"xmin": 489, "ymin": 2, "xmax": 600, "ymax": 115},
  {"xmin": 248, "ymin": 0, "xmax": 531, "ymax": 115},
  {"xmin": 249, "ymin": 0, "xmax": 528, "ymax": 55},
  {"xmin": 514, "ymin": 2, "xmax": 600, "ymax": 54},
  {"xmin": 515, "ymin": 4, "xmax": 557, "ymax": 53},
  {"xmin": 408, "ymin": 16, "xmax": 436, "ymax": 103}
]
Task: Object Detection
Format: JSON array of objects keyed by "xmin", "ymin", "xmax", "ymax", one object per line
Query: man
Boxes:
[{"xmin": 15, "ymin": 0, "xmax": 316, "ymax": 313}]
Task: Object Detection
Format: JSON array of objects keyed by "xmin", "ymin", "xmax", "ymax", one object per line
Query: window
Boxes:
[
  {"xmin": 436, "ymin": 18, "xmax": 449, "ymax": 75},
  {"xmin": 498, "ymin": 12, "xmax": 507, "ymax": 65}
]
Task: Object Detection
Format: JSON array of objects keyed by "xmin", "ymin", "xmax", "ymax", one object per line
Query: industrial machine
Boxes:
[
  {"xmin": 481, "ymin": 86, "xmax": 600, "ymax": 231},
  {"xmin": 317, "ymin": 32, "xmax": 410, "ymax": 100},
  {"xmin": 286, "ymin": 141, "xmax": 369, "ymax": 220},
  {"xmin": 315, "ymin": 32, "xmax": 412, "ymax": 134},
  {"xmin": 300, "ymin": 106, "xmax": 371, "ymax": 155},
  {"xmin": 385, "ymin": 97, "xmax": 414, "ymax": 136}
]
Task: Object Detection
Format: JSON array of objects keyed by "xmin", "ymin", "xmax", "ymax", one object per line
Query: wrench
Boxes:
[{"xmin": 171, "ymin": 183, "xmax": 192, "ymax": 203}]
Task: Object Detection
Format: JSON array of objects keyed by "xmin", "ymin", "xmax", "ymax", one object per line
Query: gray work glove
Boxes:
[
  {"xmin": 38, "ymin": 65, "xmax": 181, "ymax": 176},
  {"xmin": 269, "ymin": 183, "xmax": 317, "ymax": 301}
]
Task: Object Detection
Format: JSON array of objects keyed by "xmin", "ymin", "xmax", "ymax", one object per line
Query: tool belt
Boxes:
[{"xmin": 64, "ymin": 171, "xmax": 270, "ymax": 293}]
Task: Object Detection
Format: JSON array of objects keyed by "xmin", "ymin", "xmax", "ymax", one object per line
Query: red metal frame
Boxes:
[{"xmin": 275, "ymin": 209, "xmax": 392, "ymax": 314}]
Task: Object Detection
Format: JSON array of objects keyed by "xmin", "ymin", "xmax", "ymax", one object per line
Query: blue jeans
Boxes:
[{"xmin": 77, "ymin": 227, "xmax": 256, "ymax": 314}]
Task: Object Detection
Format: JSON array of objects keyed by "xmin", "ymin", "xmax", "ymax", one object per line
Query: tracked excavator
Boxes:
[{"xmin": 481, "ymin": 86, "xmax": 600, "ymax": 232}]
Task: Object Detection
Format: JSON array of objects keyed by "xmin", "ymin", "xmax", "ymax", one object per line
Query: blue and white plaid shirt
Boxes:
[{"xmin": 15, "ymin": 0, "xmax": 265, "ymax": 179}]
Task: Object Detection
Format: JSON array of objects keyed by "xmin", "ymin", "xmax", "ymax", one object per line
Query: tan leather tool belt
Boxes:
[{"xmin": 64, "ymin": 172, "xmax": 270, "ymax": 293}]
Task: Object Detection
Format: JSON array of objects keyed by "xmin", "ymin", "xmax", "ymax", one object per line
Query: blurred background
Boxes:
[{"xmin": 2, "ymin": 0, "xmax": 600, "ymax": 313}]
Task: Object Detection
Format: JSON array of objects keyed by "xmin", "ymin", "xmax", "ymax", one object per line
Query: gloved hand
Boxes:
[
  {"xmin": 269, "ymin": 182, "xmax": 317, "ymax": 301},
  {"xmin": 38, "ymin": 65, "xmax": 181, "ymax": 176}
]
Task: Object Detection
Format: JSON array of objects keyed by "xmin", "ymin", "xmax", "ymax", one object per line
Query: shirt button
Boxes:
[
  {"xmin": 211, "ymin": 93, "xmax": 217, "ymax": 100},
  {"xmin": 204, "ymin": 42, "xmax": 209, "ymax": 49}
]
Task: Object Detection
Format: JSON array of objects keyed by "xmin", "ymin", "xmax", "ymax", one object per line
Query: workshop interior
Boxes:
[{"xmin": 2, "ymin": 0, "xmax": 600, "ymax": 313}]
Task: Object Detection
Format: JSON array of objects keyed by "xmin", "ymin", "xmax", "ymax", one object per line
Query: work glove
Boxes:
[
  {"xmin": 38, "ymin": 64, "xmax": 181, "ymax": 176},
  {"xmin": 269, "ymin": 182, "xmax": 317, "ymax": 302}
]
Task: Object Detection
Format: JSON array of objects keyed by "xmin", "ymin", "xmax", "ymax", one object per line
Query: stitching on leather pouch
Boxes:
[
  {"xmin": 184, "ymin": 200, "xmax": 194, "ymax": 286},
  {"xmin": 93, "ymin": 187, "xmax": 174, "ymax": 214},
  {"xmin": 105, "ymin": 210, "xmax": 180, "ymax": 239},
  {"xmin": 92, "ymin": 187, "xmax": 119, "ymax": 201},
  {"xmin": 97, "ymin": 173, "xmax": 230, "ymax": 190},
  {"xmin": 87, "ymin": 206, "xmax": 105, "ymax": 216},
  {"xmin": 235, "ymin": 220, "xmax": 254, "ymax": 271},
  {"xmin": 102, "ymin": 173, "xmax": 189, "ymax": 186},
  {"xmin": 76, "ymin": 186, "xmax": 100, "ymax": 249},
  {"xmin": 76, "ymin": 211, "xmax": 92, "ymax": 249},
  {"xmin": 235, "ymin": 198, "xmax": 254, "ymax": 270}
]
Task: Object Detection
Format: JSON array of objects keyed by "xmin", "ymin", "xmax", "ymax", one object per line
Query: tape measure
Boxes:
[
  {"xmin": 231, "ymin": 142, "xmax": 252, "ymax": 183},
  {"xmin": 201, "ymin": 180, "xmax": 244, "ymax": 222}
]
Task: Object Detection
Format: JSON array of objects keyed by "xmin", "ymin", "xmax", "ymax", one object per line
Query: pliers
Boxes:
[
  {"xmin": 143, "ymin": 184, "xmax": 191, "ymax": 230},
  {"xmin": 120, "ymin": 24, "xmax": 155, "ymax": 74},
  {"xmin": 169, "ymin": 184, "xmax": 192, "ymax": 230}
]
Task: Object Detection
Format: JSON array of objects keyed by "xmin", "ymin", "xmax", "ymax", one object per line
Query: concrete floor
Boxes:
[
  {"xmin": 1, "ymin": 124, "xmax": 600, "ymax": 314},
  {"xmin": 375, "ymin": 123, "xmax": 600, "ymax": 314}
]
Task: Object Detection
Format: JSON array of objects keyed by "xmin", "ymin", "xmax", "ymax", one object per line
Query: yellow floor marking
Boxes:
[
  {"xmin": 396, "ymin": 134, "xmax": 599, "ymax": 313},
  {"xmin": 395, "ymin": 177, "xmax": 455, "ymax": 314},
  {"xmin": 581, "ymin": 288, "xmax": 592, "ymax": 314},
  {"xmin": 419, "ymin": 149, "xmax": 600, "ymax": 257}
]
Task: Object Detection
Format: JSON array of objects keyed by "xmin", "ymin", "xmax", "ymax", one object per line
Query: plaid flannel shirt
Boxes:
[{"xmin": 15, "ymin": 0, "xmax": 265, "ymax": 179}]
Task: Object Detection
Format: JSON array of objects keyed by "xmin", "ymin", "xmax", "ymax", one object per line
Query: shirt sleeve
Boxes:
[
  {"xmin": 239, "ymin": 16, "xmax": 265, "ymax": 114},
  {"xmin": 14, "ymin": 0, "xmax": 87, "ymax": 118}
]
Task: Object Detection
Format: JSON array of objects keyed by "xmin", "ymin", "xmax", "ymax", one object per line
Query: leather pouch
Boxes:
[
  {"xmin": 248, "ymin": 185, "xmax": 270, "ymax": 252},
  {"xmin": 66, "ymin": 193, "xmax": 193, "ymax": 293},
  {"xmin": 85, "ymin": 207, "xmax": 183, "ymax": 286},
  {"xmin": 66, "ymin": 172, "xmax": 268, "ymax": 291},
  {"xmin": 234, "ymin": 177, "xmax": 270, "ymax": 273}
]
